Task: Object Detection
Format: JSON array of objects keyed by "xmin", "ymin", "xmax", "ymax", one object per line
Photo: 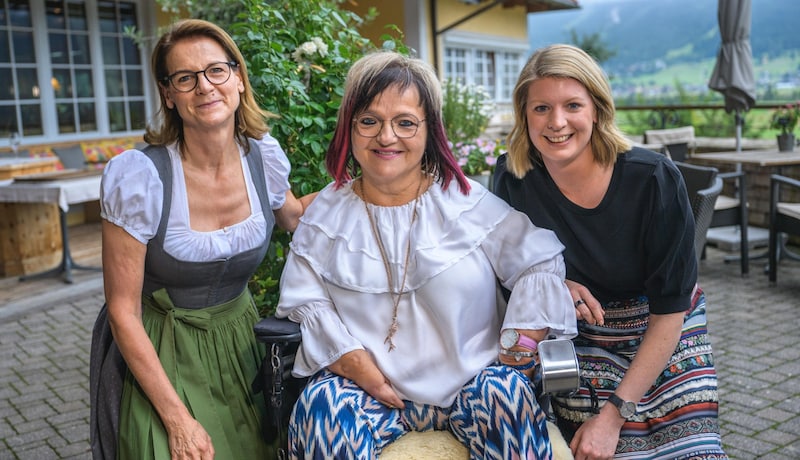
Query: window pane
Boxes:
[
  {"xmin": 105, "ymin": 68, "xmax": 122, "ymax": 97},
  {"xmin": 122, "ymin": 36, "xmax": 139, "ymax": 65},
  {"xmin": 97, "ymin": 1, "xmax": 117, "ymax": 33},
  {"xmin": 129, "ymin": 100, "xmax": 145, "ymax": 130},
  {"xmin": 102, "ymin": 36, "xmax": 119, "ymax": 64},
  {"xmin": 46, "ymin": 0, "xmax": 67, "ymax": 30},
  {"xmin": 49, "ymin": 32, "xmax": 68, "ymax": 64},
  {"xmin": 57, "ymin": 102, "xmax": 76, "ymax": 133},
  {"xmin": 0, "ymin": 106, "xmax": 17, "ymax": 136},
  {"xmin": 75, "ymin": 68, "xmax": 93, "ymax": 97},
  {"xmin": 9, "ymin": 0, "xmax": 32, "ymax": 28},
  {"xmin": 0, "ymin": 29, "xmax": 10, "ymax": 62},
  {"xmin": 52, "ymin": 68, "xmax": 71, "ymax": 97},
  {"xmin": 67, "ymin": 1, "xmax": 87, "ymax": 31},
  {"xmin": 71, "ymin": 33, "xmax": 90, "ymax": 64},
  {"xmin": 78, "ymin": 102, "xmax": 96, "ymax": 131},
  {"xmin": 119, "ymin": 2, "xmax": 136, "ymax": 28},
  {"xmin": 21, "ymin": 103, "xmax": 43, "ymax": 136},
  {"xmin": 0, "ymin": 69, "xmax": 12, "ymax": 99},
  {"xmin": 107, "ymin": 100, "xmax": 125, "ymax": 131},
  {"xmin": 12, "ymin": 30, "xmax": 33, "ymax": 63},
  {"xmin": 17, "ymin": 67, "xmax": 38, "ymax": 99},
  {"xmin": 126, "ymin": 68, "xmax": 142, "ymax": 96}
]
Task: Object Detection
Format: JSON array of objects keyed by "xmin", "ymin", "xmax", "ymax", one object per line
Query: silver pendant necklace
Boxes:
[{"xmin": 359, "ymin": 177, "xmax": 423, "ymax": 352}]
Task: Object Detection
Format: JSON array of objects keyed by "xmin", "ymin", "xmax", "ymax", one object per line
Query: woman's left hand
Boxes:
[
  {"xmin": 566, "ymin": 279, "xmax": 604, "ymax": 326},
  {"xmin": 569, "ymin": 411, "xmax": 622, "ymax": 460},
  {"xmin": 328, "ymin": 349, "xmax": 404, "ymax": 409}
]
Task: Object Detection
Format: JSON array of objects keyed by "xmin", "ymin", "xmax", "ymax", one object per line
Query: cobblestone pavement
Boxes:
[{"xmin": 0, "ymin": 246, "xmax": 798, "ymax": 459}]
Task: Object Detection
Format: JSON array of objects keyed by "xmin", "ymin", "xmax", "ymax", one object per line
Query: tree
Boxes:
[{"xmin": 569, "ymin": 29, "xmax": 616, "ymax": 65}]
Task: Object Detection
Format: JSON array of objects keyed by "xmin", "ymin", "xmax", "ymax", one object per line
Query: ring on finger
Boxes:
[{"xmin": 574, "ymin": 299, "xmax": 586, "ymax": 308}]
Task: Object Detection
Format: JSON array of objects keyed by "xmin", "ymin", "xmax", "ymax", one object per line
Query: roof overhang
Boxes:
[
  {"xmin": 493, "ymin": 0, "xmax": 580, "ymax": 13},
  {"xmin": 431, "ymin": 0, "xmax": 581, "ymax": 72}
]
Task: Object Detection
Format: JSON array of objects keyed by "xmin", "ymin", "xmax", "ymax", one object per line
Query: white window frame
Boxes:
[
  {"xmin": 441, "ymin": 31, "xmax": 528, "ymax": 104},
  {"xmin": 0, "ymin": 0, "xmax": 152, "ymax": 145}
]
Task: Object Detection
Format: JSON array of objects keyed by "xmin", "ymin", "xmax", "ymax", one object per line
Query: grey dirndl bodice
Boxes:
[{"xmin": 141, "ymin": 140, "xmax": 275, "ymax": 309}]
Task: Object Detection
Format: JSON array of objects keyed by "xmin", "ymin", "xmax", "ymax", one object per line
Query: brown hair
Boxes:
[
  {"xmin": 505, "ymin": 44, "xmax": 631, "ymax": 178},
  {"xmin": 144, "ymin": 18, "xmax": 276, "ymax": 152}
]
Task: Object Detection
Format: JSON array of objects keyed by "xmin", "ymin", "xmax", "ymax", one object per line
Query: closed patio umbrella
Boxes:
[{"xmin": 708, "ymin": 0, "xmax": 756, "ymax": 153}]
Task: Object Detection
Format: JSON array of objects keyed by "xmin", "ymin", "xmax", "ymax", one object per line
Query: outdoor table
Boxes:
[
  {"xmin": 692, "ymin": 149, "xmax": 800, "ymax": 168},
  {"xmin": 692, "ymin": 149, "xmax": 800, "ymax": 266},
  {"xmin": 691, "ymin": 149, "xmax": 800, "ymax": 224},
  {"xmin": 0, "ymin": 170, "xmax": 102, "ymax": 283},
  {"xmin": 0, "ymin": 157, "xmax": 59, "ymax": 180}
]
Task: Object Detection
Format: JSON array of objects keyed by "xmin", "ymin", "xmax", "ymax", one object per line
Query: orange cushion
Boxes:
[
  {"xmin": 81, "ymin": 142, "xmax": 109, "ymax": 163},
  {"xmin": 104, "ymin": 140, "xmax": 135, "ymax": 159},
  {"xmin": 28, "ymin": 146, "xmax": 65, "ymax": 170}
]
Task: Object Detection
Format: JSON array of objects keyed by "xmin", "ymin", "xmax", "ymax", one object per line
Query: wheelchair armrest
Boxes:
[{"xmin": 254, "ymin": 316, "xmax": 302, "ymax": 344}]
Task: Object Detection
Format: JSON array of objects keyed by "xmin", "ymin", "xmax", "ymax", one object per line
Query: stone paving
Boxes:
[{"xmin": 0, "ymin": 246, "xmax": 798, "ymax": 459}]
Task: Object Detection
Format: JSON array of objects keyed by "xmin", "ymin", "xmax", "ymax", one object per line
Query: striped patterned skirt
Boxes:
[{"xmin": 552, "ymin": 286, "xmax": 728, "ymax": 459}]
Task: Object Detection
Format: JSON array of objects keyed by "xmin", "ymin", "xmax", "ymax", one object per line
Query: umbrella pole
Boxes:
[
  {"xmin": 734, "ymin": 109, "xmax": 743, "ymax": 197},
  {"xmin": 735, "ymin": 109, "xmax": 743, "ymax": 154}
]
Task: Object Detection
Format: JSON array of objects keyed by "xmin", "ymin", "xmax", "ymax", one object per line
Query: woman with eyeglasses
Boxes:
[
  {"xmin": 275, "ymin": 50, "xmax": 577, "ymax": 459},
  {"xmin": 89, "ymin": 19, "xmax": 314, "ymax": 460}
]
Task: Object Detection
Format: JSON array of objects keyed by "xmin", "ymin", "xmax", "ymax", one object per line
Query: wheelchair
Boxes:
[{"xmin": 253, "ymin": 316, "xmax": 581, "ymax": 459}]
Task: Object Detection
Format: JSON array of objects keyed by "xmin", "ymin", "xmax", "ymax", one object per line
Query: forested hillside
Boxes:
[
  {"xmin": 528, "ymin": 0, "xmax": 800, "ymax": 75},
  {"xmin": 527, "ymin": 0, "xmax": 800, "ymax": 100}
]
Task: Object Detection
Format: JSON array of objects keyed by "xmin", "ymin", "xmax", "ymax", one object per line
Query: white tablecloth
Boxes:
[
  {"xmin": 0, "ymin": 176, "xmax": 101, "ymax": 212},
  {"xmin": 0, "ymin": 157, "xmax": 51, "ymax": 167}
]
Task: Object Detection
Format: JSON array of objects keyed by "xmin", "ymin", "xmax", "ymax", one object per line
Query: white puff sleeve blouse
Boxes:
[{"xmin": 100, "ymin": 135, "xmax": 291, "ymax": 262}]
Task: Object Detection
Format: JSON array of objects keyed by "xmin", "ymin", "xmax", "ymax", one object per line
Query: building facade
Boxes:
[{"xmin": 0, "ymin": 0, "xmax": 577, "ymax": 147}]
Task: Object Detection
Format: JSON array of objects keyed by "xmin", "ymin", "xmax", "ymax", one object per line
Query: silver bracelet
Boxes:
[{"xmin": 499, "ymin": 348, "xmax": 538, "ymax": 362}]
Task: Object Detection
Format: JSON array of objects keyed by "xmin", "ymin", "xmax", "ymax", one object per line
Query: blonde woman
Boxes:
[{"xmin": 494, "ymin": 44, "xmax": 727, "ymax": 460}]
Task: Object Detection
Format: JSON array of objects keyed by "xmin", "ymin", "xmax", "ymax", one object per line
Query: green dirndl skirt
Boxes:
[{"xmin": 117, "ymin": 288, "xmax": 274, "ymax": 460}]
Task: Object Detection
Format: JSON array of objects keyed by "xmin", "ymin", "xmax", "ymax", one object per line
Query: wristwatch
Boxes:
[
  {"xmin": 500, "ymin": 329, "xmax": 538, "ymax": 351},
  {"xmin": 607, "ymin": 393, "xmax": 637, "ymax": 420}
]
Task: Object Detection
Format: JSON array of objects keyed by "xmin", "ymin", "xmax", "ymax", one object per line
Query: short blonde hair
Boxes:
[{"xmin": 505, "ymin": 44, "xmax": 631, "ymax": 178}]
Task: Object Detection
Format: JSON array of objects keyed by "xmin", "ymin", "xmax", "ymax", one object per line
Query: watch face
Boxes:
[
  {"xmin": 609, "ymin": 394, "xmax": 636, "ymax": 419},
  {"xmin": 619, "ymin": 401, "xmax": 636, "ymax": 418},
  {"xmin": 500, "ymin": 329, "xmax": 519, "ymax": 349}
]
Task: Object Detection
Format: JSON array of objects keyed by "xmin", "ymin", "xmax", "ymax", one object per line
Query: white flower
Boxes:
[
  {"xmin": 311, "ymin": 37, "xmax": 328, "ymax": 57},
  {"xmin": 292, "ymin": 38, "xmax": 329, "ymax": 63}
]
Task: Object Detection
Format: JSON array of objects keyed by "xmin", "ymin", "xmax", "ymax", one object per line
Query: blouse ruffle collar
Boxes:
[{"xmin": 290, "ymin": 178, "xmax": 510, "ymax": 292}]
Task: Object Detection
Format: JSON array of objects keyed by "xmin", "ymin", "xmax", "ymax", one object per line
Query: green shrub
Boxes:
[{"xmin": 441, "ymin": 78, "xmax": 494, "ymax": 145}]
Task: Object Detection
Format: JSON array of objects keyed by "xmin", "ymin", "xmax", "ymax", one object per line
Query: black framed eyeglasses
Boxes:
[
  {"xmin": 161, "ymin": 61, "xmax": 238, "ymax": 92},
  {"xmin": 353, "ymin": 114, "xmax": 426, "ymax": 139}
]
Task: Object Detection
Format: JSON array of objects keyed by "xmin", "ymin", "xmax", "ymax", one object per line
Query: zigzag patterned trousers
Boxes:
[{"xmin": 288, "ymin": 365, "xmax": 553, "ymax": 459}]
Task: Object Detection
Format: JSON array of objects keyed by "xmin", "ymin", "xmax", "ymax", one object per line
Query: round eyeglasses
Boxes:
[
  {"xmin": 161, "ymin": 61, "xmax": 238, "ymax": 92},
  {"xmin": 353, "ymin": 114, "xmax": 426, "ymax": 139}
]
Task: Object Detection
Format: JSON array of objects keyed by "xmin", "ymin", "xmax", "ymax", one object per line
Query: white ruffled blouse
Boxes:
[
  {"xmin": 100, "ymin": 135, "xmax": 290, "ymax": 262},
  {"xmin": 277, "ymin": 178, "xmax": 578, "ymax": 407}
]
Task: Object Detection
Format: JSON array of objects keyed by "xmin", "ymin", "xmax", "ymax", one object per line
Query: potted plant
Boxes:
[
  {"xmin": 770, "ymin": 103, "xmax": 799, "ymax": 152},
  {"xmin": 452, "ymin": 138, "xmax": 504, "ymax": 189},
  {"xmin": 441, "ymin": 79, "xmax": 501, "ymax": 187}
]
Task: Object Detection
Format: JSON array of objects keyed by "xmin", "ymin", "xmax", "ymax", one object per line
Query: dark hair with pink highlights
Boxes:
[{"xmin": 326, "ymin": 51, "xmax": 469, "ymax": 194}]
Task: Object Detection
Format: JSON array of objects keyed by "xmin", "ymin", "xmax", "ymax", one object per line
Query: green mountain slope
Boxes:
[{"xmin": 527, "ymin": 0, "xmax": 800, "ymax": 98}]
